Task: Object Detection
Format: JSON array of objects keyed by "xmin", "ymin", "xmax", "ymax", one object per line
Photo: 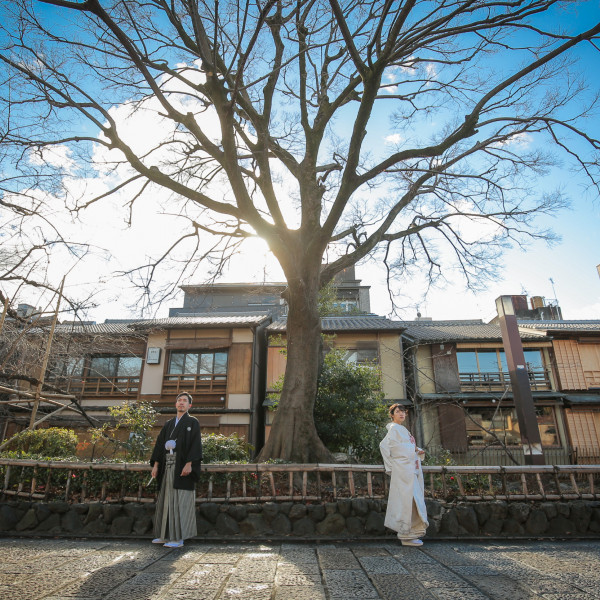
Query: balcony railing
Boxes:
[
  {"xmin": 1, "ymin": 459, "xmax": 599, "ymax": 504},
  {"xmin": 459, "ymin": 369, "xmax": 551, "ymax": 392},
  {"xmin": 48, "ymin": 376, "xmax": 140, "ymax": 397},
  {"xmin": 162, "ymin": 373, "xmax": 227, "ymax": 397}
]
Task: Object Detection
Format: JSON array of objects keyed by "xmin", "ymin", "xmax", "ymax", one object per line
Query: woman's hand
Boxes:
[{"xmin": 417, "ymin": 448, "xmax": 426, "ymax": 457}]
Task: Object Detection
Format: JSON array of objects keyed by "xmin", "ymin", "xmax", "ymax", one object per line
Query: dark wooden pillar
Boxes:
[{"xmin": 496, "ymin": 296, "xmax": 545, "ymax": 465}]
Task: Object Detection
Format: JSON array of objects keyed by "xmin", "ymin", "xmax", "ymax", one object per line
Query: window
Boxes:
[
  {"xmin": 343, "ymin": 348, "xmax": 379, "ymax": 366},
  {"xmin": 168, "ymin": 351, "xmax": 228, "ymax": 379},
  {"xmin": 88, "ymin": 355, "xmax": 143, "ymax": 378},
  {"xmin": 332, "ymin": 300, "xmax": 359, "ymax": 313},
  {"xmin": 47, "ymin": 356, "xmax": 85, "ymax": 380},
  {"xmin": 465, "ymin": 406, "xmax": 560, "ymax": 448},
  {"xmin": 457, "ymin": 349, "xmax": 543, "ymax": 373}
]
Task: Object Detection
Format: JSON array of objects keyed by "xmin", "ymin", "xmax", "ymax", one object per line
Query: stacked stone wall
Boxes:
[{"xmin": 1, "ymin": 498, "xmax": 599, "ymax": 538}]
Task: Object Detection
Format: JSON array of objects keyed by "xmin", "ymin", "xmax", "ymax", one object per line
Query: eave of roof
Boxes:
[
  {"xmin": 267, "ymin": 315, "xmax": 405, "ymax": 332},
  {"xmin": 400, "ymin": 320, "xmax": 547, "ymax": 343},
  {"xmin": 517, "ymin": 320, "xmax": 600, "ymax": 334},
  {"xmin": 181, "ymin": 282, "xmax": 287, "ymax": 291},
  {"xmin": 52, "ymin": 323, "xmax": 141, "ymax": 335},
  {"xmin": 419, "ymin": 391, "xmax": 564, "ymax": 401},
  {"xmin": 128, "ymin": 313, "xmax": 271, "ymax": 330}
]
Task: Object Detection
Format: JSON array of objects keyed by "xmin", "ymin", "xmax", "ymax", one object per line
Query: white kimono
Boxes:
[{"xmin": 379, "ymin": 422, "xmax": 428, "ymax": 539}]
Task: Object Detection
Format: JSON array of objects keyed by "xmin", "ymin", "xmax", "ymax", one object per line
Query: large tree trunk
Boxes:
[{"xmin": 257, "ymin": 272, "xmax": 333, "ymax": 463}]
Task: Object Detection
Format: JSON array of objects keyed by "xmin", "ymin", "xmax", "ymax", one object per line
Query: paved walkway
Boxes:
[{"xmin": 0, "ymin": 538, "xmax": 599, "ymax": 600}]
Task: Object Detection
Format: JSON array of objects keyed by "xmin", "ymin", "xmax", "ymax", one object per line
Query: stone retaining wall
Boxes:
[{"xmin": 1, "ymin": 498, "xmax": 600, "ymax": 538}]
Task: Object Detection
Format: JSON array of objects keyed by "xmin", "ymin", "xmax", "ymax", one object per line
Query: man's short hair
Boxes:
[{"xmin": 176, "ymin": 392, "xmax": 193, "ymax": 404}]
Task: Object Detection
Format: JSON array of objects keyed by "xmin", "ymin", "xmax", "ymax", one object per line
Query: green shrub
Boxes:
[
  {"xmin": 314, "ymin": 349, "xmax": 388, "ymax": 463},
  {"xmin": 201, "ymin": 433, "xmax": 252, "ymax": 463},
  {"xmin": 90, "ymin": 401, "xmax": 158, "ymax": 461},
  {"xmin": 2, "ymin": 427, "xmax": 78, "ymax": 458}
]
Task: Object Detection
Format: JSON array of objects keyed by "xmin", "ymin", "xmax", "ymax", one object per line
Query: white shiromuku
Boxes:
[{"xmin": 379, "ymin": 422, "xmax": 428, "ymax": 539}]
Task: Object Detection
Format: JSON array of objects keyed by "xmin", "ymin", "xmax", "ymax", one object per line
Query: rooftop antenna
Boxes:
[{"xmin": 549, "ymin": 277, "xmax": 558, "ymax": 302}]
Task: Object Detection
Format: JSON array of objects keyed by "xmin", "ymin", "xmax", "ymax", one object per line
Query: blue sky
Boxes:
[{"xmin": 2, "ymin": 0, "xmax": 599, "ymax": 324}]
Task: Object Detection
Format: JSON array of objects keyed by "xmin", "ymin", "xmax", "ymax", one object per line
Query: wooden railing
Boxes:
[
  {"xmin": 49, "ymin": 376, "xmax": 140, "ymax": 396},
  {"xmin": 1, "ymin": 459, "xmax": 599, "ymax": 504},
  {"xmin": 162, "ymin": 374, "xmax": 227, "ymax": 397},
  {"xmin": 459, "ymin": 369, "xmax": 551, "ymax": 391}
]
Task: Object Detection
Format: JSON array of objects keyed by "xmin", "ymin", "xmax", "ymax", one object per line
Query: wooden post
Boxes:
[
  {"xmin": 0, "ymin": 293, "xmax": 10, "ymax": 336},
  {"xmin": 29, "ymin": 278, "xmax": 65, "ymax": 428}
]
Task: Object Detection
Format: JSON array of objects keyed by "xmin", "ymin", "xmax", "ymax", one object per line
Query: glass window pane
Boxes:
[
  {"xmin": 478, "ymin": 351, "xmax": 500, "ymax": 373},
  {"xmin": 118, "ymin": 356, "xmax": 142, "ymax": 377},
  {"xmin": 214, "ymin": 352, "xmax": 228, "ymax": 374},
  {"xmin": 199, "ymin": 353, "xmax": 213, "ymax": 374},
  {"xmin": 185, "ymin": 353, "xmax": 199, "ymax": 374},
  {"xmin": 498, "ymin": 350, "xmax": 508, "ymax": 372},
  {"xmin": 466, "ymin": 407, "xmax": 520, "ymax": 446},
  {"xmin": 89, "ymin": 356, "xmax": 117, "ymax": 377},
  {"xmin": 536, "ymin": 406, "xmax": 559, "ymax": 446},
  {"xmin": 457, "ymin": 352, "xmax": 477, "ymax": 373},
  {"xmin": 344, "ymin": 350, "xmax": 358, "ymax": 364},
  {"xmin": 357, "ymin": 349, "xmax": 378, "ymax": 364},
  {"xmin": 169, "ymin": 353, "xmax": 185, "ymax": 374},
  {"xmin": 523, "ymin": 350, "xmax": 543, "ymax": 370}
]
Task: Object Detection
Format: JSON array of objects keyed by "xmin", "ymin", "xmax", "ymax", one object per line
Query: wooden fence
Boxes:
[{"xmin": 1, "ymin": 459, "xmax": 599, "ymax": 505}]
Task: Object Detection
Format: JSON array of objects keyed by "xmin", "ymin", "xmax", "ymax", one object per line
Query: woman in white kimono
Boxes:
[{"xmin": 380, "ymin": 403, "xmax": 428, "ymax": 546}]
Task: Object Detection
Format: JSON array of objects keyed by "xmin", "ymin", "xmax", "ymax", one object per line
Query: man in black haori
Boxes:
[{"xmin": 150, "ymin": 392, "xmax": 202, "ymax": 548}]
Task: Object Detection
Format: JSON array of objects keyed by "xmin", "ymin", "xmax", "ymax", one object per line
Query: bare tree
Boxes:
[{"xmin": 0, "ymin": 0, "xmax": 598, "ymax": 461}]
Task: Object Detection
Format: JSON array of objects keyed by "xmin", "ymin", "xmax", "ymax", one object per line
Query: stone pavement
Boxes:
[{"xmin": 0, "ymin": 538, "xmax": 599, "ymax": 600}]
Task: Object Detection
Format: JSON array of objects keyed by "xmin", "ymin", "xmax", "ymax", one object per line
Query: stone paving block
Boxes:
[
  {"xmin": 370, "ymin": 574, "xmax": 435, "ymax": 600},
  {"xmin": 359, "ymin": 555, "xmax": 409, "ymax": 574},
  {"xmin": 197, "ymin": 551, "xmax": 243, "ymax": 564},
  {"xmin": 524, "ymin": 577, "xmax": 588, "ymax": 595},
  {"xmin": 275, "ymin": 569, "xmax": 322, "ymax": 586},
  {"xmin": 473, "ymin": 575, "xmax": 544, "ymax": 600},
  {"xmin": 352, "ymin": 545, "xmax": 394, "ymax": 557},
  {"xmin": 452, "ymin": 565, "xmax": 504, "ymax": 576},
  {"xmin": 541, "ymin": 594, "xmax": 597, "ymax": 600},
  {"xmin": 218, "ymin": 581, "xmax": 273, "ymax": 600},
  {"xmin": 318, "ymin": 547, "xmax": 361, "ymax": 569},
  {"xmin": 127, "ymin": 571, "xmax": 181, "ymax": 585},
  {"xmin": 230, "ymin": 562, "xmax": 277, "ymax": 581},
  {"xmin": 278, "ymin": 550, "xmax": 319, "ymax": 565},
  {"xmin": 384, "ymin": 545, "xmax": 438, "ymax": 563},
  {"xmin": 276, "ymin": 561, "xmax": 320, "ymax": 574},
  {"xmin": 429, "ymin": 587, "xmax": 491, "ymax": 600},
  {"xmin": 423, "ymin": 545, "xmax": 478, "ymax": 566},
  {"xmin": 168, "ymin": 590, "xmax": 219, "ymax": 600},
  {"xmin": 274, "ymin": 585, "xmax": 327, "ymax": 599},
  {"xmin": 55, "ymin": 569, "xmax": 139, "ymax": 596},
  {"xmin": 323, "ymin": 569, "xmax": 379, "ymax": 599},
  {"xmin": 403, "ymin": 563, "xmax": 467, "ymax": 588},
  {"xmin": 104, "ymin": 584, "xmax": 168, "ymax": 600},
  {"xmin": 0, "ymin": 589, "xmax": 39, "ymax": 600},
  {"xmin": 143, "ymin": 558, "xmax": 195, "ymax": 572}
]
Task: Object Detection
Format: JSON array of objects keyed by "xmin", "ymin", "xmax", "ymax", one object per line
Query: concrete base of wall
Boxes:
[{"xmin": 2, "ymin": 498, "xmax": 600, "ymax": 539}]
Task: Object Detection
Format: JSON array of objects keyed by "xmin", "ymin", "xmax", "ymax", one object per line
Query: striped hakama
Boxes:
[{"xmin": 153, "ymin": 453, "xmax": 197, "ymax": 542}]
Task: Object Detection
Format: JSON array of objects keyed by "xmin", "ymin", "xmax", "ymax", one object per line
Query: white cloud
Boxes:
[
  {"xmin": 384, "ymin": 133, "xmax": 404, "ymax": 145},
  {"xmin": 491, "ymin": 132, "xmax": 533, "ymax": 148},
  {"xmin": 28, "ymin": 144, "xmax": 76, "ymax": 174}
]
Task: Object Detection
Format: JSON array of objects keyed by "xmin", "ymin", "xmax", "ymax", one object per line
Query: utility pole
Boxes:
[{"xmin": 496, "ymin": 295, "xmax": 545, "ymax": 465}]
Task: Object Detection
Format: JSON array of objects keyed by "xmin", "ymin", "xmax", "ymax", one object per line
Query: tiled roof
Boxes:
[
  {"xmin": 267, "ymin": 315, "xmax": 405, "ymax": 332},
  {"xmin": 517, "ymin": 320, "xmax": 600, "ymax": 333},
  {"xmin": 128, "ymin": 313, "xmax": 271, "ymax": 330},
  {"xmin": 400, "ymin": 320, "xmax": 547, "ymax": 343},
  {"xmin": 181, "ymin": 282, "xmax": 287, "ymax": 291},
  {"xmin": 52, "ymin": 323, "xmax": 141, "ymax": 335}
]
